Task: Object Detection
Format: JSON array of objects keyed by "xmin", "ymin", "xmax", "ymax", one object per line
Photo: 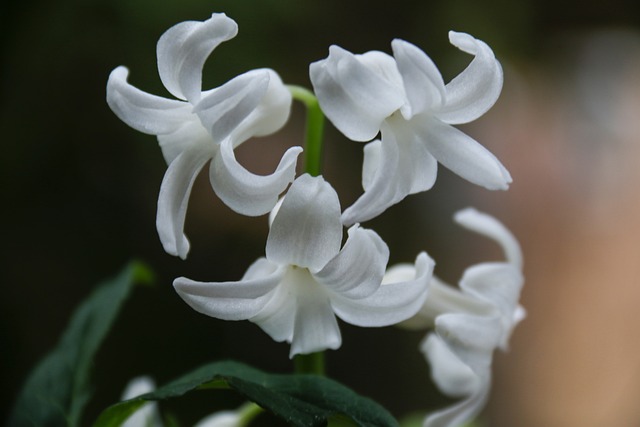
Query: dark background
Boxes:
[{"xmin": 3, "ymin": 0, "xmax": 640, "ymax": 425}]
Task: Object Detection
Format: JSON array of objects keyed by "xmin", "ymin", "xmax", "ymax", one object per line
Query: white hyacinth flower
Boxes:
[
  {"xmin": 121, "ymin": 377, "xmax": 162, "ymax": 427},
  {"xmin": 310, "ymin": 33, "xmax": 510, "ymax": 225},
  {"xmin": 393, "ymin": 208, "xmax": 524, "ymax": 427},
  {"xmin": 107, "ymin": 13, "xmax": 302, "ymax": 259},
  {"xmin": 174, "ymin": 174, "xmax": 434, "ymax": 357}
]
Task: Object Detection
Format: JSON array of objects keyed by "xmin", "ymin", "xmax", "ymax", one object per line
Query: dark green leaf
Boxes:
[
  {"xmin": 9, "ymin": 261, "xmax": 153, "ymax": 427},
  {"xmin": 95, "ymin": 360, "xmax": 398, "ymax": 427}
]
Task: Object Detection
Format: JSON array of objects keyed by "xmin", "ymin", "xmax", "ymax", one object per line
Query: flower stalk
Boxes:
[{"xmin": 288, "ymin": 85, "xmax": 325, "ymax": 177}]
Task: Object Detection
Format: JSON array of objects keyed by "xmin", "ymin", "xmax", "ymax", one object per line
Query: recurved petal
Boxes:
[
  {"xmin": 434, "ymin": 312, "xmax": 501, "ymax": 371},
  {"xmin": 435, "ymin": 31, "xmax": 503, "ymax": 125},
  {"xmin": 454, "ymin": 207, "xmax": 523, "ymax": 268},
  {"xmin": 157, "ymin": 13, "xmax": 238, "ymax": 104},
  {"xmin": 341, "ymin": 124, "xmax": 437, "ymax": 225},
  {"xmin": 195, "ymin": 70, "xmax": 270, "ymax": 143},
  {"xmin": 418, "ymin": 117, "xmax": 511, "ymax": 190},
  {"xmin": 422, "ymin": 333, "xmax": 493, "ymax": 427},
  {"xmin": 228, "ymin": 69, "xmax": 292, "ymax": 145},
  {"xmin": 209, "ymin": 138, "xmax": 302, "ymax": 216},
  {"xmin": 156, "ymin": 146, "xmax": 214, "ymax": 259},
  {"xmin": 391, "ymin": 39, "xmax": 446, "ymax": 118},
  {"xmin": 266, "ymin": 174, "xmax": 343, "ymax": 271},
  {"xmin": 310, "ymin": 45, "xmax": 404, "ymax": 141},
  {"xmin": 330, "ymin": 252, "xmax": 433, "ymax": 327},
  {"xmin": 173, "ymin": 258, "xmax": 285, "ymax": 321},
  {"xmin": 106, "ymin": 66, "xmax": 192, "ymax": 135},
  {"xmin": 459, "ymin": 262, "xmax": 524, "ymax": 349},
  {"xmin": 314, "ymin": 225, "xmax": 389, "ymax": 299}
]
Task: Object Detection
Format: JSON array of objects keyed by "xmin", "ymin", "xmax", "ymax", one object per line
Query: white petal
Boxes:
[
  {"xmin": 266, "ymin": 174, "xmax": 342, "ymax": 271},
  {"xmin": 156, "ymin": 147, "xmax": 214, "ymax": 259},
  {"xmin": 454, "ymin": 207, "xmax": 523, "ymax": 268},
  {"xmin": 398, "ymin": 276, "xmax": 491, "ymax": 330},
  {"xmin": 157, "ymin": 13, "xmax": 238, "ymax": 103},
  {"xmin": 391, "ymin": 39, "xmax": 446, "ymax": 118},
  {"xmin": 331, "ymin": 252, "xmax": 433, "ymax": 327},
  {"xmin": 106, "ymin": 66, "xmax": 192, "ymax": 135},
  {"xmin": 194, "ymin": 411, "xmax": 242, "ymax": 427},
  {"xmin": 194, "ymin": 70, "xmax": 270, "ymax": 143},
  {"xmin": 251, "ymin": 266, "xmax": 342, "ymax": 357},
  {"xmin": 290, "ymin": 283, "xmax": 342, "ymax": 357},
  {"xmin": 421, "ymin": 334, "xmax": 480, "ymax": 397},
  {"xmin": 209, "ymin": 138, "xmax": 302, "ymax": 216},
  {"xmin": 310, "ymin": 46, "xmax": 404, "ymax": 141},
  {"xmin": 459, "ymin": 263, "xmax": 524, "ymax": 349},
  {"xmin": 121, "ymin": 377, "xmax": 163, "ymax": 427},
  {"xmin": 434, "ymin": 313, "xmax": 501, "ymax": 371},
  {"xmin": 314, "ymin": 225, "xmax": 389, "ymax": 299},
  {"xmin": 435, "ymin": 31, "xmax": 503, "ymax": 125},
  {"xmin": 157, "ymin": 117, "xmax": 212, "ymax": 165},
  {"xmin": 418, "ymin": 117, "xmax": 511, "ymax": 190},
  {"xmin": 173, "ymin": 258, "xmax": 285, "ymax": 320},
  {"xmin": 341, "ymin": 124, "xmax": 437, "ymax": 225},
  {"xmin": 422, "ymin": 333, "xmax": 493, "ymax": 427},
  {"xmin": 228, "ymin": 69, "xmax": 293, "ymax": 145}
]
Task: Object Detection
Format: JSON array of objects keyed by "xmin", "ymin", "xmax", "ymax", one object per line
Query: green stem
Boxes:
[
  {"xmin": 237, "ymin": 401, "xmax": 263, "ymax": 427},
  {"xmin": 294, "ymin": 351, "xmax": 325, "ymax": 376},
  {"xmin": 287, "ymin": 85, "xmax": 325, "ymax": 177}
]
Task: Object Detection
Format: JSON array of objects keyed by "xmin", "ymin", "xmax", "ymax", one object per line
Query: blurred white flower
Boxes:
[
  {"xmin": 107, "ymin": 13, "xmax": 301, "ymax": 259},
  {"xmin": 121, "ymin": 377, "xmax": 162, "ymax": 427},
  {"xmin": 174, "ymin": 174, "xmax": 433, "ymax": 357},
  {"xmin": 310, "ymin": 33, "xmax": 510, "ymax": 225},
  {"xmin": 394, "ymin": 208, "xmax": 524, "ymax": 427}
]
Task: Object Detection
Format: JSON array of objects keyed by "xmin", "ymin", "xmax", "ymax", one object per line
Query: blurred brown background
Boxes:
[{"xmin": 3, "ymin": 0, "xmax": 640, "ymax": 426}]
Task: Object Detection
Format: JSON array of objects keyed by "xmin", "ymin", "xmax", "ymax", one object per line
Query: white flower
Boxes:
[
  {"xmin": 393, "ymin": 208, "xmax": 524, "ymax": 427},
  {"xmin": 310, "ymin": 33, "xmax": 511, "ymax": 225},
  {"xmin": 107, "ymin": 13, "xmax": 302, "ymax": 259},
  {"xmin": 174, "ymin": 174, "xmax": 434, "ymax": 357},
  {"xmin": 121, "ymin": 377, "xmax": 162, "ymax": 427}
]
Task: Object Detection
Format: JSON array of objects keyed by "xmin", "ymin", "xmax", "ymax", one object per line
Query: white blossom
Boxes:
[
  {"xmin": 310, "ymin": 33, "xmax": 510, "ymax": 225},
  {"xmin": 107, "ymin": 13, "xmax": 302, "ymax": 259},
  {"xmin": 393, "ymin": 208, "xmax": 524, "ymax": 427},
  {"xmin": 174, "ymin": 174, "xmax": 434, "ymax": 357}
]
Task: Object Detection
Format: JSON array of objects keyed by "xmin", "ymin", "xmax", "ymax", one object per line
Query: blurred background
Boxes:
[{"xmin": 3, "ymin": 0, "xmax": 640, "ymax": 426}]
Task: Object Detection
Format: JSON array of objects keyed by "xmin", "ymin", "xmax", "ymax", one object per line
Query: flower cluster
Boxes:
[{"xmin": 107, "ymin": 12, "xmax": 524, "ymax": 427}]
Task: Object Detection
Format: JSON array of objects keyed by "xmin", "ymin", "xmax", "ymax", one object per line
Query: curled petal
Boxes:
[
  {"xmin": 341, "ymin": 124, "xmax": 437, "ymax": 225},
  {"xmin": 417, "ymin": 117, "xmax": 511, "ymax": 190},
  {"xmin": 331, "ymin": 252, "xmax": 434, "ymax": 327},
  {"xmin": 157, "ymin": 13, "xmax": 238, "ymax": 103},
  {"xmin": 314, "ymin": 225, "xmax": 389, "ymax": 299},
  {"xmin": 173, "ymin": 258, "xmax": 285, "ymax": 321},
  {"xmin": 436, "ymin": 31, "xmax": 503, "ymax": 125},
  {"xmin": 423, "ymin": 334, "xmax": 492, "ymax": 427},
  {"xmin": 391, "ymin": 39, "xmax": 446, "ymax": 118},
  {"xmin": 195, "ymin": 70, "xmax": 270, "ymax": 143},
  {"xmin": 434, "ymin": 312, "xmax": 502, "ymax": 370},
  {"xmin": 106, "ymin": 66, "xmax": 192, "ymax": 135},
  {"xmin": 209, "ymin": 138, "xmax": 302, "ymax": 216},
  {"xmin": 228, "ymin": 69, "xmax": 293, "ymax": 145},
  {"xmin": 454, "ymin": 207, "xmax": 523, "ymax": 268},
  {"xmin": 157, "ymin": 146, "xmax": 214, "ymax": 259},
  {"xmin": 266, "ymin": 174, "xmax": 342, "ymax": 271},
  {"xmin": 310, "ymin": 46, "xmax": 404, "ymax": 141},
  {"xmin": 460, "ymin": 263, "xmax": 524, "ymax": 349}
]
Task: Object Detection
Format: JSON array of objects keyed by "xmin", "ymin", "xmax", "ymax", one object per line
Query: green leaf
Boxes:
[
  {"xmin": 9, "ymin": 261, "xmax": 153, "ymax": 427},
  {"xmin": 95, "ymin": 360, "xmax": 398, "ymax": 427}
]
